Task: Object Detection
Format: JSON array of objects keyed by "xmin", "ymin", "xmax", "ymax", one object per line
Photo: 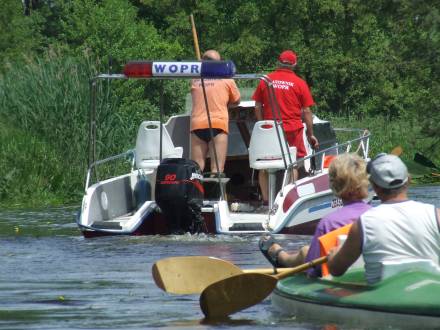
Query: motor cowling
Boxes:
[{"xmin": 155, "ymin": 158, "xmax": 204, "ymax": 234}]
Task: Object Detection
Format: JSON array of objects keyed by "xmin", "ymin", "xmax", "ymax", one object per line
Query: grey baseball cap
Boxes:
[{"xmin": 367, "ymin": 153, "xmax": 408, "ymax": 189}]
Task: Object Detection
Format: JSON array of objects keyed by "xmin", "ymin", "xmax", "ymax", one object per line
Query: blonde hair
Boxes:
[{"xmin": 328, "ymin": 153, "xmax": 369, "ymax": 201}]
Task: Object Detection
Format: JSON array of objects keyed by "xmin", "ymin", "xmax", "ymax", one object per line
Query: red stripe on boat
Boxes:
[{"xmin": 283, "ymin": 173, "xmax": 330, "ymax": 212}]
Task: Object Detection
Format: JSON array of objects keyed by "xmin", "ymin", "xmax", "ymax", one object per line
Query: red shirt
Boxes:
[{"xmin": 252, "ymin": 68, "xmax": 315, "ymax": 131}]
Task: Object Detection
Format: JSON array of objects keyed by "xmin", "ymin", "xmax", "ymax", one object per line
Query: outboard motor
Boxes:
[{"xmin": 155, "ymin": 158, "xmax": 204, "ymax": 234}]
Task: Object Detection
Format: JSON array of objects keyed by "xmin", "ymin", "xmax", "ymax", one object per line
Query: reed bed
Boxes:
[
  {"xmin": 0, "ymin": 52, "xmax": 189, "ymax": 206},
  {"xmin": 0, "ymin": 53, "xmax": 130, "ymax": 205},
  {"xmin": 326, "ymin": 113, "xmax": 431, "ymax": 161}
]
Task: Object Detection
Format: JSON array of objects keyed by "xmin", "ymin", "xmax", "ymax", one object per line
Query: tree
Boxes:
[{"xmin": 0, "ymin": 0, "xmax": 43, "ymax": 71}]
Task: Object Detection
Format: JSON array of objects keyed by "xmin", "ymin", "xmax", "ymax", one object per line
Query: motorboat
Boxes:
[{"xmin": 76, "ymin": 60, "xmax": 371, "ymax": 237}]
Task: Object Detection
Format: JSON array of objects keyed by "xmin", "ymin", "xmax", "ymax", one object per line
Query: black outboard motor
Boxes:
[{"xmin": 155, "ymin": 158, "xmax": 204, "ymax": 234}]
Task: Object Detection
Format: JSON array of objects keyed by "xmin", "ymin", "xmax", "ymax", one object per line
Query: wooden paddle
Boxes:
[
  {"xmin": 152, "ymin": 256, "xmax": 298, "ymax": 294},
  {"xmin": 199, "ymin": 256, "xmax": 328, "ymax": 318},
  {"xmin": 189, "ymin": 14, "xmax": 201, "ymax": 60},
  {"xmin": 388, "ymin": 148, "xmax": 440, "ymax": 178},
  {"xmin": 414, "ymin": 152, "xmax": 439, "ymax": 170},
  {"xmin": 390, "ymin": 146, "xmax": 403, "ymax": 156}
]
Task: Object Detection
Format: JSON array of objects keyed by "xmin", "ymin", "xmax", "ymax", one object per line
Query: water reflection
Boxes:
[{"xmin": 0, "ymin": 185, "xmax": 438, "ymax": 329}]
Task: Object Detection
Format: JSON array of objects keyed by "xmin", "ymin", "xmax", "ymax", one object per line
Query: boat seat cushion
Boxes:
[
  {"xmin": 248, "ymin": 120, "xmax": 296, "ymax": 171},
  {"xmin": 135, "ymin": 121, "xmax": 183, "ymax": 170}
]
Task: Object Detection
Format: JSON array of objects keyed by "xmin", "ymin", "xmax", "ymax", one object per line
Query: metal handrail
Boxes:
[
  {"xmin": 277, "ymin": 129, "xmax": 370, "ymax": 207},
  {"xmin": 298, "ymin": 130, "xmax": 369, "ymax": 166},
  {"xmin": 84, "ymin": 149, "xmax": 134, "ymax": 192}
]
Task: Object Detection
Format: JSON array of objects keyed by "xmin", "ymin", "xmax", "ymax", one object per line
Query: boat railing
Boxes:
[
  {"xmin": 84, "ymin": 149, "xmax": 134, "ymax": 192},
  {"xmin": 279, "ymin": 129, "xmax": 370, "ymax": 193}
]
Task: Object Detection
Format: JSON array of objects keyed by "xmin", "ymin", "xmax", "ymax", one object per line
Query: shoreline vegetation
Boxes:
[
  {"xmin": 1, "ymin": 110, "xmax": 438, "ymax": 209},
  {"xmin": 0, "ymin": 60, "xmax": 437, "ymax": 209},
  {"xmin": 1, "ymin": 0, "xmax": 439, "ymax": 208}
]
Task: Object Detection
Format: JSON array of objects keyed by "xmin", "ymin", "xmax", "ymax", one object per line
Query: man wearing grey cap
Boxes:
[{"xmin": 327, "ymin": 153, "xmax": 440, "ymax": 285}]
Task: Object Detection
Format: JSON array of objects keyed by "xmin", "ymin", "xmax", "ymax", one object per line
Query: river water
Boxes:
[{"xmin": 1, "ymin": 186, "xmax": 439, "ymax": 330}]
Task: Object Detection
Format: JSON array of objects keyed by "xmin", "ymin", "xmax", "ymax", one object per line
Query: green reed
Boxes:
[
  {"xmin": 326, "ymin": 113, "xmax": 435, "ymax": 162},
  {"xmin": 0, "ymin": 121, "xmax": 63, "ymax": 206},
  {"xmin": 0, "ymin": 52, "xmax": 121, "ymax": 206},
  {"xmin": 327, "ymin": 113, "xmax": 440, "ymax": 185},
  {"xmin": 0, "ymin": 52, "xmax": 189, "ymax": 207}
]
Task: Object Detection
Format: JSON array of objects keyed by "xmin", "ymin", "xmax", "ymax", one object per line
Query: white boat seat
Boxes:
[
  {"xmin": 248, "ymin": 120, "xmax": 296, "ymax": 207},
  {"xmin": 135, "ymin": 121, "xmax": 183, "ymax": 170},
  {"xmin": 248, "ymin": 120, "xmax": 296, "ymax": 169}
]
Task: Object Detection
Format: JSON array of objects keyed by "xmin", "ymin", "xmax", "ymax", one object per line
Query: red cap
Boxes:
[{"xmin": 278, "ymin": 50, "xmax": 297, "ymax": 65}]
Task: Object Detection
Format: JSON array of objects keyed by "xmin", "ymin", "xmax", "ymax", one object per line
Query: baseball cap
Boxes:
[
  {"xmin": 278, "ymin": 50, "xmax": 297, "ymax": 66},
  {"xmin": 367, "ymin": 153, "xmax": 408, "ymax": 189}
]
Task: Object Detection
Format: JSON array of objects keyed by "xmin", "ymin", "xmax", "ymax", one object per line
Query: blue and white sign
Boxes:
[{"xmin": 152, "ymin": 62, "xmax": 202, "ymax": 77}]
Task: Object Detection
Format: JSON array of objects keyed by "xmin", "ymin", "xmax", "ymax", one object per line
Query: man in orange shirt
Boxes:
[{"xmin": 190, "ymin": 50, "xmax": 241, "ymax": 174}]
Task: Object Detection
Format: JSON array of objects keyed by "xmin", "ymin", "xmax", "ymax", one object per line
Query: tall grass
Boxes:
[
  {"xmin": 0, "ymin": 52, "xmax": 126, "ymax": 206},
  {"xmin": 0, "ymin": 122, "xmax": 65, "ymax": 206},
  {"xmin": 326, "ymin": 113, "xmax": 437, "ymax": 164},
  {"xmin": 0, "ymin": 51, "xmax": 189, "ymax": 207}
]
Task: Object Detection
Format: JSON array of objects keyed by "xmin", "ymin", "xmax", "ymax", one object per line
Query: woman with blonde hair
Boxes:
[{"xmin": 259, "ymin": 153, "xmax": 371, "ymax": 277}]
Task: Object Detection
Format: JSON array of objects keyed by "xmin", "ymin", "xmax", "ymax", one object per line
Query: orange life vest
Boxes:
[
  {"xmin": 318, "ymin": 223, "xmax": 353, "ymax": 276},
  {"xmin": 323, "ymin": 154, "xmax": 336, "ymax": 168}
]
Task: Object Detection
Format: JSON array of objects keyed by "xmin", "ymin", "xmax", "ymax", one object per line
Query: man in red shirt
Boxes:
[{"xmin": 252, "ymin": 50, "xmax": 319, "ymax": 205}]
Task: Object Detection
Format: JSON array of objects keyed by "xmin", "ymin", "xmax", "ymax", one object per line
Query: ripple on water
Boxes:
[{"xmin": 0, "ymin": 186, "xmax": 439, "ymax": 329}]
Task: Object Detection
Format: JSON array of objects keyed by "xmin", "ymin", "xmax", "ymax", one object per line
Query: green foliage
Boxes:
[
  {"xmin": 0, "ymin": 0, "xmax": 44, "ymax": 70},
  {"xmin": 0, "ymin": 52, "xmax": 97, "ymax": 205},
  {"xmin": 57, "ymin": 0, "xmax": 184, "ymax": 65},
  {"xmin": 0, "ymin": 120, "xmax": 68, "ymax": 206},
  {"xmin": 53, "ymin": 0, "xmax": 189, "ymax": 143},
  {"xmin": 1, "ymin": 52, "xmax": 92, "ymax": 156},
  {"xmin": 327, "ymin": 112, "xmax": 440, "ymax": 183},
  {"xmin": 0, "ymin": 0, "xmax": 439, "ymax": 206}
]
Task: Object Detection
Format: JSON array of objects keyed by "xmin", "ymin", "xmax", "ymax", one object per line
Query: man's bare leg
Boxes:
[
  {"xmin": 290, "ymin": 168, "xmax": 298, "ymax": 182},
  {"xmin": 190, "ymin": 132, "xmax": 209, "ymax": 171},
  {"xmin": 258, "ymin": 170, "xmax": 269, "ymax": 203},
  {"xmin": 209, "ymin": 132, "xmax": 228, "ymax": 173},
  {"xmin": 269, "ymin": 244, "xmax": 310, "ymax": 267}
]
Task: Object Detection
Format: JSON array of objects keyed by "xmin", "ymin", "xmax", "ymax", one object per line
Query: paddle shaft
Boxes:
[
  {"xmin": 190, "ymin": 14, "xmax": 201, "ymax": 60},
  {"xmin": 414, "ymin": 152, "xmax": 439, "ymax": 170},
  {"xmin": 243, "ymin": 267, "xmax": 304, "ymax": 275},
  {"xmin": 276, "ymin": 255, "xmax": 328, "ymax": 280}
]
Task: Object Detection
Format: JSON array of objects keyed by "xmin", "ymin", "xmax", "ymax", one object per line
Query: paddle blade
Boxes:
[
  {"xmin": 152, "ymin": 256, "xmax": 243, "ymax": 294},
  {"xmin": 414, "ymin": 152, "xmax": 439, "ymax": 169},
  {"xmin": 200, "ymin": 273, "xmax": 277, "ymax": 319},
  {"xmin": 390, "ymin": 146, "xmax": 403, "ymax": 156}
]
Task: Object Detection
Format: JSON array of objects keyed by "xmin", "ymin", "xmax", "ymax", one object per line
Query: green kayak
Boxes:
[{"xmin": 273, "ymin": 269, "xmax": 440, "ymax": 328}]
